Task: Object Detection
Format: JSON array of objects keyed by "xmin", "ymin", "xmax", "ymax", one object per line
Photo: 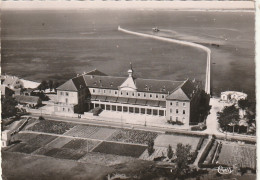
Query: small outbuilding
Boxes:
[
  {"xmin": 2, "ymin": 130, "xmax": 11, "ymax": 147},
  {"xmin": 14, "ymin": 95, "xmax": 42, "ymax": 108},
  {"xmin": 220, "ymin": 91, "xmax": 247, "ymax": 103}
]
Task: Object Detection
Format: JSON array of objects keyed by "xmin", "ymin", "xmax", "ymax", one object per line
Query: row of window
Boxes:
[
  {"xmin": 92, "ymin": 89, "xmax": 165, "ymax": 99},
  {"xmin": 93, "ymin": 103, "xmax": 165, "ymax": 116},
  {"xmin": 170, "ymin": 116, "xmax": 185, "ymax": 121},
  {"xmin": 60, "ymin": 91, "xmax": 69, "ymax": 96},
  {"xmin": 170, "ymin": 109, "xmax": 186, "ymax": 115},
  {"xmin": 170, "ymin": 102, "xmax": 186, "ymax": 107}
]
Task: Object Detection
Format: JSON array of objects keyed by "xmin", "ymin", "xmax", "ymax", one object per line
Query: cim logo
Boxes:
[{"xmin": 216, "ymin": 166, "xmax": 233, "ymax": 175}]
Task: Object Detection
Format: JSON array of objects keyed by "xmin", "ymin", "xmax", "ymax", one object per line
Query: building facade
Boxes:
[{"xmin": 55, "ymin": 68, "xmax": 202, "ymax": 126}]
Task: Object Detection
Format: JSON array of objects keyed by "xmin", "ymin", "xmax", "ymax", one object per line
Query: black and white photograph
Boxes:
[{"xmin": 0, "ymin": 1, "xmax": 258, "ymax": 179}]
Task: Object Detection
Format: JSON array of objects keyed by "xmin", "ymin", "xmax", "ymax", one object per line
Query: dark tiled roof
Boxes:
[
  {"xmin": 57, "ymin": 76, "xmax": 86, "ymax": 91},
  {"xmin": 135, "ymin": 79, "xmax": 183, "ymax": 94},
  {"xmin": 166, "ymin": 80, "xmax": 197, "ymax": 101},
  {"xmin": 83, "ymin": 75, "xmax": 126, "ymax": 90},
  {"xmin": 86, "ymin": 69, "xmax": 108, "ymax": 76},
  {"xmin": 57, "ymin": 69, "xmax": 191, "ymax": 96},
  {"xmin": 14, "ymin": 95, "xmax": 40, "ymax": 103}
]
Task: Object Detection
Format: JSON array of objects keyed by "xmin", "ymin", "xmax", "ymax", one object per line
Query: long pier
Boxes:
[{"xmin": 118, "ymin": 26, "xmax": 211, "ymax": 95}]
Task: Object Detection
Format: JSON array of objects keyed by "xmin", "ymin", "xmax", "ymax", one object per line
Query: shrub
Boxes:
[
  {"xmin": 191, "ymin": 124, "xmax": 207, "ymax": 131},
  {"xmin": 147, "ymin": 139, "xmax": 154, "ymax": 156},
  {"xmin": 167, "ymin": 145, "xmax": 174, "ymax": 159},
  {"xmin": 92, "ymin": 107, "xmax": 102, "ymax": 116},
  {"xmin": 39, "ymin": 116, "xmax": 45, "ymax": 120}
]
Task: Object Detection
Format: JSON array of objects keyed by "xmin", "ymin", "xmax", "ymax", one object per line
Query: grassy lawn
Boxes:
[
  {"xmin": 154, "ymin": 134, "xmax": 200, "ymax": 151},
  {"xmin": 217, "ymin": 142, "xmax": 256, "ymax": 169},
  {"xmin": 92, "ymin": 141, "xmax": 147, "ymax": 158}
]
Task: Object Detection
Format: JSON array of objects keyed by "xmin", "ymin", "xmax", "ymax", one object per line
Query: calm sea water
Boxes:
[{"xmin": 1, "ymin": 10, "xmax": 255, "ymax": 98}]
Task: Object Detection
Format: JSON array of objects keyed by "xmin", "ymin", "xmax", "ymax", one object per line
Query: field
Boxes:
[
  {"xmin": 92, "ymin": 141, "xmax": 147, "ymax": 158},
  {"xmin": 28, "ymin": 120, "xmax": 75, "ymax": 134},
  {"xmin": 217, "ymin": 143, "xmax": 256, "ymax": 169},
  {"xmin": 80, "ymin": 152, "xmax": 136, "ymax": 166},
  {"xmin": 64, "ymin": 125, "xmax": 117, "ymax": 140},
  {"xmin": 154, "ymin": 134, "xmax": 200, "ymax": 151},
  {"xmin": 108, "ymin": 129, "xmax": 158, "ymax": 145}
]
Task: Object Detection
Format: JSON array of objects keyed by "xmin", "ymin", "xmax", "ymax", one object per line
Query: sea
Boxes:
[{"xmin": 1, "ymin": 9, "xmax": 255, "ymax": 99}]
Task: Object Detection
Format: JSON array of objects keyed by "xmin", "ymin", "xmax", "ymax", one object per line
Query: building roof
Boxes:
[
  {"xmin": 20, "ymin": 79, "xmax": 40, "ymax": 89},
  {"xmin": 2, "ymin": 75, "xmax": 19, "ymax": 87},
  {"xmin": 83, "ymin": 75, "xmax": 126, "ymax": 90},
  {"xmin": 57, "ymin": 75, "xmax": 87, "ymax": 91},
  {"xmin": 85, "ymin": 69, "xmax": 108, "ymax": 76},
  {"xmin": 57, "ymin": 69, "xmax": 196, "ymax": 97},
  {"xmin": 14, "ymin": 95, "xmax": 40, "ymax": 104},
  {"xmin": 166, "ymin": 80, "xmax": 198, "ymax": 101},
  {"xmin": 135, "ymin": 79, "xmax": 183, "ymax": 94}
]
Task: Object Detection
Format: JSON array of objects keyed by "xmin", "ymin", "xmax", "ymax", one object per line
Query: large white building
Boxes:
[{"xmin": 55, "ymin": 67, "xmax": 202, "ymax": 127}]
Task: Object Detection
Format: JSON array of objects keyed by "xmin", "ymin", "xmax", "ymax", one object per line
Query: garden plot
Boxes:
[
  {"xmin": 6, "ymin": 143, "xmax": 40, "ymax": 154},
  {"xmin": 79, "ymin": 152, "xmax": 136, "ymax": 166},
  {"xmin": 154, "ymin": 134, "xmax": 200, "ymax": 150},
  {"xmin": 217, "ymin": 143, "xmax": 256, "ymax": 169},
  {"xmin": 107, "ymin": 129, "xmax": 158, "ymax": 145},
  {"xmin": 64, "ymin": 125, "xmax": 100, "ymax": 138},
  {"xmin": 28, "ymin": 120, "xmax": 75, "ymax": 134},
  {"xmin": 139, "ymin": 146, "xmax": 168, "ymax": 161},
  {"xmin": 45, "ymin": 137, "xmax": 72, "ymax": 148},
  {"xmin": 36, "ymin": 147, "xmax": 87, "ymax": 160},
  {"xmin": 65, "ymin": 125, "xmax": 117, "ymax": 140},
  {"xmin": 92, "ymin": 141, "xmax": 147, "ymax": 158},
  {"xmin": 62, "ymin": 139, "xmax": 100, "ymax": 152},
  {"xmin": 12, "ymin": 133, "xmax": 56, "ymax": 147}
]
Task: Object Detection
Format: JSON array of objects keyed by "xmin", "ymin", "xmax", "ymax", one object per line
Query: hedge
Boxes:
[
  {"xmin": 204, "ymin": 141, "xmax": 218, "ymax": 164},
  {"xmin": 196, "ymin": 137, "xmax": 205, "ymax": 151},
  {"xmin": 165, "ymin": 131, "xmax": 208, "ymax": 138},
  {"xmin": 198, "ymin": 139, "xmax": 214, "ymax": 165}
]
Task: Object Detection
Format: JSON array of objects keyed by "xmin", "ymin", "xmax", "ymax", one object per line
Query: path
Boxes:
[
  {"xmin": 19, "ymin": 130, "xmax": 147, "ymax": 147},
  {"xmin": 26, "ymin": 113, "xmax": 256, "ymax": 142},
  {"xmin": 118, "ymin": 26, "xmax": 211, "ymax": 94}
]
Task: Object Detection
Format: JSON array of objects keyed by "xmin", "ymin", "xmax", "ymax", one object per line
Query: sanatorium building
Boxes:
[{"xmin": 55, "ymin": 67, "xmax": 202, "ymax": 127}]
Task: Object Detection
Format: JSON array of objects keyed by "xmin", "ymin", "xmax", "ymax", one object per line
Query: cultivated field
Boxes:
[
  {"xmin": 64, "ymin": 125, "xmax": 117, "ymax": 140},
  {"xmin": 217, "ymin": 142, "xmax": 256, "ymax": 169},
  {"xmin": 108, "ymin": 129, "xmax": 158, "ymax": 145},
  {"xmin": 92, "ymin": 141, "xmax": 147, "ymax": 158},
  {"xmin": 28, "ymin": 120, "xmax": 75, "ymax": 134}
]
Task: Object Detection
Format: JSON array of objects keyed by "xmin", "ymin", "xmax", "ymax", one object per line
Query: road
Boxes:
[{"xmin": 27, "ymin": 113, "xmax": 256, "ymax": 142}]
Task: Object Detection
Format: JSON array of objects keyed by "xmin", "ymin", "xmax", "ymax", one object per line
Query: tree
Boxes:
[
  {"xmin": 167, "ymin": 144, "xmax": 173, "ymax": 159},
  {"xmin": 147, "ymin": 139, "xmax": 154, "ymax": 156},
  {"xmin": 175, "ymin": 143, "xmax": 192, "ymax": 175},
  {"xmin": 53, "ymin": 81, "xmax": 60, "ymax": 92},
  {"xmin": 217, "ymin": 105, "xmax": 239, "ymax": 135},
  {"xmin": 48, "ymin": 80, "xmax": 53, "ymax": 91},
  {"xmin": 1, "ymin": 96, "xmax": 18, "ymax": 118},
  {"xmin": 39, "ymin": 80, "xmax": 48, "ymax": 91},
  {"xmin": 238, "ymin": 99, "xmax": 249, "ymax": 118}
]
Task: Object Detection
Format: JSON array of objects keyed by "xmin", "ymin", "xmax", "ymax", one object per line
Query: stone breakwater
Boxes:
[{"xmin": 118, "ymin": 26, "xmax": 211, "ymax": 95}]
